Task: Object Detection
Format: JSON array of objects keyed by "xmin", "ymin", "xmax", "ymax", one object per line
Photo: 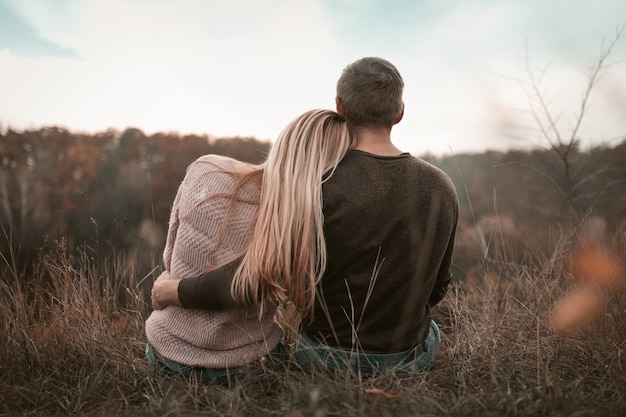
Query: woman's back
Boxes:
[{"xmin": 145, "ymin": 154, "xmax": 282, "ymax": 368}]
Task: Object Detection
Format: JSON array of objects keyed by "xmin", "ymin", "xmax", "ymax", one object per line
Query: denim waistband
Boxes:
[
  {"xmin": 145, "ymin": 341, "xmax": 284, "ymax": 385},
  {"xmin": 296, "ymin": 328, "xmax": 424, "ymax": 368}
]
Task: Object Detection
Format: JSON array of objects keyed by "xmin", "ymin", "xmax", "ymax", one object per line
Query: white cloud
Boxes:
[{"xmin": 1, "ymin": 0, "xmax": 347, "ymax": 139}]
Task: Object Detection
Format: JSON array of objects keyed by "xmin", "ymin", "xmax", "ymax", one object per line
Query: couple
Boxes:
[{"xmin": 145, "ymin": 57, "xmax": 459, "ymax": 384}]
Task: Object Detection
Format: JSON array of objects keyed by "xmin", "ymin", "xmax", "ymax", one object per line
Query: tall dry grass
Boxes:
[{"xmin": 1, "ymin": 230, "xmax": 625, "ymax": 416}]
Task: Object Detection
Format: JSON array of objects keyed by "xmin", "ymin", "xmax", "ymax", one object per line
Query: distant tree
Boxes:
[
  {"xmin": 145, "ymin": 132, "xmax": 213, "ymax": 224},
  {"xmin": 515, "ymin": 26, "xmax": 625, "ymax": 222},
  {"xmin": 0, "ymin": 124, "xmax": 276, "ymax": 278},
  {"xmin": 211, "ymin": 137, "xmax": 271, "ymax": 164},
  {"xmin": 88, "ymin": 128, "xmax": 150, "ymax": 253},
  {"xmin": 575, "ymin": 140, "xmax": 626, "ymax": 230}
]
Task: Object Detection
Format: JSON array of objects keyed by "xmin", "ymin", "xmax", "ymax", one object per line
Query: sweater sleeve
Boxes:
[
  {"xmin": 428, "ymin": 233, "xmax": 454, "ymax": 307},
  {"xmin": 428, "ymin": 197, "xmax": 459, "ymax": 308},
  {"xmin": 178, "ymin": 257, "xmax": 244, "ymax": 310}
]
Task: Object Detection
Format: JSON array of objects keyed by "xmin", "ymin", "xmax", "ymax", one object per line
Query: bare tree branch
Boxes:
[
  {"xmin": 518, "ymin": 25, "xmax": 625, "ymax": 216},
  {"xmin": 569, "ymin": 25, "xmax": 625, "ymax": 146}
]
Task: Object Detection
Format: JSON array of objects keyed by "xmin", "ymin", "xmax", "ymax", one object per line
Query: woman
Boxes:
[{"xmin": 145, "ymin": 109, "xmax": 354, "ymax": 384}]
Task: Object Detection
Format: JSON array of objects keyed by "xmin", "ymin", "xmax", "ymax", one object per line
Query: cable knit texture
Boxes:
[{"xmin": 145, "ymin": 154, "xmax": 282, "ymax": 368}]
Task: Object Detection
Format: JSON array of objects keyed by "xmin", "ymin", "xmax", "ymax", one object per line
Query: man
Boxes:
[{"xmin": 152, "ymin": 57, "xmax": 459, "ymax": 374}]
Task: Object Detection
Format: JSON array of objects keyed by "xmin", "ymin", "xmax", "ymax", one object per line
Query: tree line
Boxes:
[
  {"xmin": 1, "ymin": 125, "xmax": 625, "ymax": 282},
  {"xmin": 0, "ymin": 126, "xmax": 270, "ymax": 278}
]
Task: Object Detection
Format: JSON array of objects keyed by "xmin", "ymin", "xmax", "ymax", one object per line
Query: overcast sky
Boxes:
[{"xmin": 1, "ymin": 0, "xmax": 625, "ymax": 155}]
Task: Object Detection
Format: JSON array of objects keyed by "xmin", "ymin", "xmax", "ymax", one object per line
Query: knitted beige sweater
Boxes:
[{"xmin": 145, "ymin": 154, "xmax": 282, "ymax": 368}]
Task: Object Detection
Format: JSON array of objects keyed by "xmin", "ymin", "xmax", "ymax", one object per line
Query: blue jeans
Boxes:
[
  {"xmin": 294, "ymin": 320, "xmax": 441, "ymax": 376},
  {"xmin": 145, "ymin": 342, "xmax": 283, "ymax": 385}
]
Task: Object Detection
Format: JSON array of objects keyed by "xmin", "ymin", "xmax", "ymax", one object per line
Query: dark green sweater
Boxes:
[{"xmin": 179, "ymin": 150, "xmax": 459, "ymax": 353}]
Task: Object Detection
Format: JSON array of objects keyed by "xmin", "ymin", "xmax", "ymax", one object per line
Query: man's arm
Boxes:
[
  {"xmin": 178, "ymin": 258, "xmax": 243, "ymax": 310},
  {"xmin": 429, "ymin": 201, "xmax": 459, "ymax": 307},
  {"xmin": 151, "ymin": 257, "xmax": 244, "ymax": 310}
]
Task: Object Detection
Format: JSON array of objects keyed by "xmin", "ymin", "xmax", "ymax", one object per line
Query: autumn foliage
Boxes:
[
  {"xmin": 2, "ymin": 125, "xmax": 626, "ymax": 286},
  {"xmin": 0, "ymin": 126, "xmax": 270, "ymax": 279}
]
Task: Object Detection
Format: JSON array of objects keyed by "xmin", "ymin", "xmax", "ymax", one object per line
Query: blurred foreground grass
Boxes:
[{"xmin": 1, "ymin": 236, "xmax": 625, "ymax": 417}]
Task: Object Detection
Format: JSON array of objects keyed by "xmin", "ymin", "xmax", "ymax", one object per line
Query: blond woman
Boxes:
[{"xmin": 145, "ymin": 109, "xmax": 354, "ymax": 384}]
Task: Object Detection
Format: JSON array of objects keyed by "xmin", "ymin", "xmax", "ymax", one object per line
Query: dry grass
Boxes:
[{"xmin": 1, "ymin": 235, "xmax": 625, "ymax": 417}]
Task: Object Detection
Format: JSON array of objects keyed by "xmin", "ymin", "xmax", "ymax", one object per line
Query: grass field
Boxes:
[{"xmin": 1, "ymin": 234, "xmax": 625, "ymax": 417}]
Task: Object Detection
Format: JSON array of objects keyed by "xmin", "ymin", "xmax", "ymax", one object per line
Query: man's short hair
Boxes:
[{"xmin": 336, "ymin": 57, "xmax": 404, "ymax": 129}]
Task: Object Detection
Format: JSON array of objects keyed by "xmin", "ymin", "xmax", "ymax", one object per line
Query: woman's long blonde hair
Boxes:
[{"xmin": 231, "ymin": 109, "xmax": 354, "ymax": 315}]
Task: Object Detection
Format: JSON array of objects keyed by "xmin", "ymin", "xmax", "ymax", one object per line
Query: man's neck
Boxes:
[{"xmin": 353, "ymin": 128, "xmax": 404, "ymax": 156}]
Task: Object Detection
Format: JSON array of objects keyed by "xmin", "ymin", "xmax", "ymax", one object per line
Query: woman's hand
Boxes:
[{"xmin": 151, "ymin": 271, "xmax": 183, "ymax": 310}]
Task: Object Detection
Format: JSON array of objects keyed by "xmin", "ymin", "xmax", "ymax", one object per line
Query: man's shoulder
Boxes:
[
  {"xmin": 416, "ymin": 158, "xmax": 458, "ymax": 198},
  {"xmin": 332, "ymin": 151, "xmax": 457, "ymax": 202},
  {"xmin": 345, "ymin": 151, "xmax": 452, "ymax": 182},
  {"xmin": 409, "ymin": 155, "xmax": 453, "ymax": 180}
]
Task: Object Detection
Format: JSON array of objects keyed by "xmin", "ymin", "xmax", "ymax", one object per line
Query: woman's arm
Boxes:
[{"xmin": 151, "ymin": 257, "xmax": 244, "ymax": 310}]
